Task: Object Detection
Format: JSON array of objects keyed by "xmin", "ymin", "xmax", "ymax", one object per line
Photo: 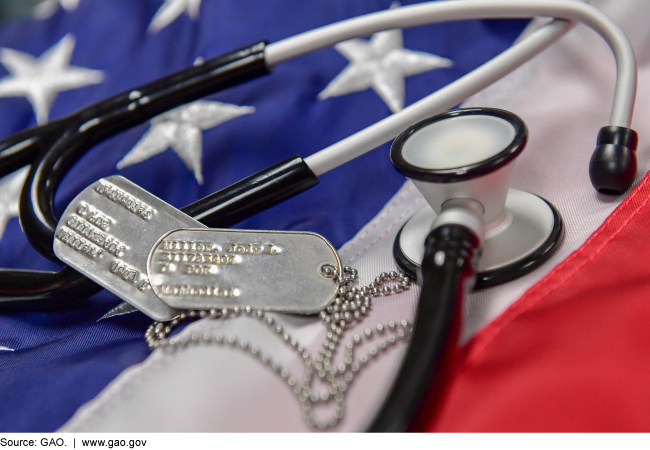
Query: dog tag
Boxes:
[
  {"xmin": 147, "ymin": 229, "xmax": 342, "ymax": 313},
  {"xmin": 53, "ymin": 176, "xmax": 206, "ymax": 321}
]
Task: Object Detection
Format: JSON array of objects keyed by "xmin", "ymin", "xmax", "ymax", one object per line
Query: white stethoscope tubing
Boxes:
[
  {"xmin": 306, "ymin": 18, "xmax": 573, "ymax": 176},
  {"xmin": 263, "ymin": 0, "xmax": 636, "ymax": 177}
]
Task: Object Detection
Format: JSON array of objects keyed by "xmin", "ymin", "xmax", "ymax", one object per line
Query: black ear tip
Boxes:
[
  {"xmin": 589, "ymin": 126, "xmax": 638, "ymax": 195},
  {"xmin": 589, "ymin": 145, "xmax": 636, "ymax": 194}
]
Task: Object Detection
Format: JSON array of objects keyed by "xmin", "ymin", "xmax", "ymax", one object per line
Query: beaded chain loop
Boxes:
[{"xmin": 145, "ymin": 266, "xmax": 412, "ymax": 429}]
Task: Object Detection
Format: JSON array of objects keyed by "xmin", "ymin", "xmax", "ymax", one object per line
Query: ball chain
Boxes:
[{"xmin": 145, "ymin": 266, "xmax": 413, "ymax": 429}]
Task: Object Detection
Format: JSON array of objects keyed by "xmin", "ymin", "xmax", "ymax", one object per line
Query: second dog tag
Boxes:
[
  {"xmin": 147, "ymin": 229, "xmax": 342, "ymax": 313},
  {"xmin": 53, "ymin": 176, "xmax": 206, "ymax": 321}
]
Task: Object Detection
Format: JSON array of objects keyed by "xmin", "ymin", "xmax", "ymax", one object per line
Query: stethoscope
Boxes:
[{"xmin": 0, "ymin": 0, "xmax": 639, "ymax": 432}]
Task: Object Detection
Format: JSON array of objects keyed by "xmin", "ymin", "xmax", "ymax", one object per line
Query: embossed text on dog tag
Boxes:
[
  {"xmin": 53, "ymin": 176, "xmax": 206, "ymax": 321},
  {"xmin": 147, "ymin": 229, "xmax": 342, "ymax": 313}
]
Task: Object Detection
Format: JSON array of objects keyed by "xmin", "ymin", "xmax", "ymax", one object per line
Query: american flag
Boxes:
[{"xmin": 4, "ymin": 0, "xmax": 648, "ymax": 434}]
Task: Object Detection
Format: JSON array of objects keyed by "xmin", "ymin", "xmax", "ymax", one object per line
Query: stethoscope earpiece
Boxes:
[
  {"xmin": 391, "ymin": 107, "xmax": 564, "ymax": 287},
  {"xmin": 589, "ymin": 126, "xmax": 638, "ymax": 195}
]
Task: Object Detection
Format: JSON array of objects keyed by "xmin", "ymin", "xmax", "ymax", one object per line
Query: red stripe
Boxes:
[{"xmin": 422, "ymin": 173, "xmax": 650, "ymax": 431}]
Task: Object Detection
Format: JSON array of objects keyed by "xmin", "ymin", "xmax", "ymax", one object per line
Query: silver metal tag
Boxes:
[
  {"xmin": 53, "ymin": 176, "xmax": 206, "ymax": 321},
  {"xmin": 147, "ymin": 229, "xmax": 342, "ymax": 313}
]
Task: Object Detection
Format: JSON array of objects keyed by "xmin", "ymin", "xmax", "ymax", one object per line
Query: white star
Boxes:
[
  {"xmin": 148, "ymin": 0, "xmax": 202, "ymax": 34},
  {"xmin": 33, "ymin": 0, "xmax": 81, "ymax": 20},
  {"xmin": 318, "ymin": 26, "xmax": 453, "ymax": 113},
  {"xmin": 0, "ymin": 346, "xmax": 14, "ymax": 352},
  {"xmin": 98, "ymin": 302, "xmax": 138, "ymax": 321},
  {"xmin": 0, "ymin": 34, "xmax": 103, "ymax": 124},
  {"xmin": 117, "ymin": 100, "xmax": 255, "ymax": 185},
  {"xmin": 0, "ymin": 167, "xmax": 28, "ymax": 243}
]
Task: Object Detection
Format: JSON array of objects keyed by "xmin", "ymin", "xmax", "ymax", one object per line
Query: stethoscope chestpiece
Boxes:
[
  {"xmin": 391, "ymin": 107, "xmax": 527, "ymax": 226},
  {"xmin": 391, "ymin": 107, "xmax": 564, "ymax": 288}
]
